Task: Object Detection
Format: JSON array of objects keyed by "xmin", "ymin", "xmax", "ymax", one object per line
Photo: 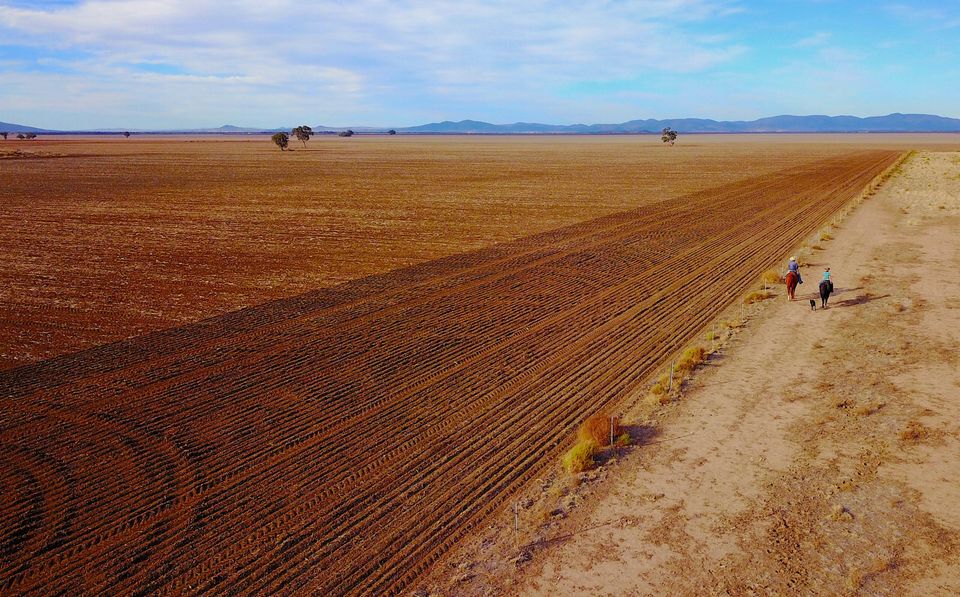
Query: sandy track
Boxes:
[
  {"xmin": 515, "ymin": 151, "xmax": 960, "ymax": 595},
  {"xmin": 0, "ymin": 151, "xmax": 899, "ymax": 595}
]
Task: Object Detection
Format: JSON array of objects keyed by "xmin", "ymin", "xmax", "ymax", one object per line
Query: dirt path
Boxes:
[{"xmin": 508, "ymin": 151, "xmax": 960, "ymax": 595}]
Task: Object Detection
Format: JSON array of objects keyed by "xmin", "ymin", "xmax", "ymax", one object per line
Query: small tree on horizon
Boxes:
[
  {"xmin": 387, "ymin": 129, "xmax": 397, "ymax": 135},
  {"xmin": 271, "ymin": 132, "xmax": 290, "ymax": 151},
  {"xmin": 24, "ymin": 133, "xmax": 37, "ymax": 140},
  {"xmin": 16, "ymin": 133, "xmax": 25, "ymax": 140},
  {"xmin": 123, "ymin": 131, "xmax": 131, "ymax": 138},
  {"xmin": 292, "ymin": 125, "xmax": 313, "ymax": 147},
  {"xmin": 338, "ymin": 129, "xmax": 354, "ymax": 137},
  {"xmin": 0, "ymin": 132, "xmax": 7, "ymax": 140},
  {"xmin": 661, "ymin": 127, "xmax": 678, "ymax": 146}
]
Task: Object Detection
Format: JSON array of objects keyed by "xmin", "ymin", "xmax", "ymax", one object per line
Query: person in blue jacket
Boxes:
[{"xmin": 788, "ymin": 256, "xmax": 803, "ymax": 285}]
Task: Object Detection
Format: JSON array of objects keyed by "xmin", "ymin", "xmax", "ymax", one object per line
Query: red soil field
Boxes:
[
  {"xmin": 0, "ymin": 149, "xmax": 901, "ymax": 594},
  {"xmin": 0, "ymin": 135, "xmax": 907, "ymax": 370}
]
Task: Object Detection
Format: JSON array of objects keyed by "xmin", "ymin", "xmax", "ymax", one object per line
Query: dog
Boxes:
[{"xmin": 809, "ymin": 299, "xmax": 817, "ymax": 311}]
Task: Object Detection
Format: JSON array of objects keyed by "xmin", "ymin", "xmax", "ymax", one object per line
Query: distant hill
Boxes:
[
  {"xmin": 0, "ymin": 121, "xmax": 50, "ymax": 133},
  {"xmin": 399, "ymin": 113, "xmax": 960, "ymax": 134},
  {"xmin": 4, "ymin": 113, "xmax": 960, "ymax": 135}
]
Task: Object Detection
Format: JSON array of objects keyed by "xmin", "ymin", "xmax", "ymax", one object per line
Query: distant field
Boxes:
[{"xmin": 2, "ymin": 134, "xmax": 954, "ymax": 369}]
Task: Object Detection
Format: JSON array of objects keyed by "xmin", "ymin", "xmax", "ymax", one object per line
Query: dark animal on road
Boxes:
[{"xmin": 819, "ymin": 279, "xmax": 834, "ymax": 309}]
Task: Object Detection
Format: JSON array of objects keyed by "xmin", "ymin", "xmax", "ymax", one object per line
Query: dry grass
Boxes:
[
  {"xmin": 832, "ymin": 396, "xmax": 854, "ymax": 409},
  {"xmin": 744, "ymin": 290, "xmax": 774, "ymax": 304},
  {"xmin": 562, "ymin": 440, "xmax": 599, "ymax": 473},
  {"xmin": 828, "ymin": 504, "xmax": 854, "ymax": 521},
  {"xmin": 847, "ymin": 557, "xmax": 898, "ymax": 591},
  {"xmin": 761, "ymin": 270, "xmax": 780, "ymax": 286},
  {"xmin": 899, "ymin": 420, "xmax": 929, "ymax": 443},
  {"xmin": 644, "ymin": 391, "xmax": 672, "ymax": 407},
  {"xmin": 854, "ymin": 401, "xmax": 885, "ymax": 416},
  {"xmin": 818, "ymin": 230, "xmax": 834, "ymax": 242},
  {"xmin": 643, "ymin": 346, "xmax": 707, "ymax": 406},
  {"xmin": 675, "ymin": 346, "xmax": 707, "ymax": 374}
]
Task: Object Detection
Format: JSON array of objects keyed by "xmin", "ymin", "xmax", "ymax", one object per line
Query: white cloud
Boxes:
[
  {"xmin": 0, "ymin": 0, "xmax": 747, "ymax": 127},
  {"xmin": 793, "ymin": 31, "xmax": 831, "ymax": 47}
]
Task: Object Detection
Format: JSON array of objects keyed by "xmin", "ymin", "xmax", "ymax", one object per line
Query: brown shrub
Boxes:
[{"xmin": 577, "ymin": 413, "xmax": 620, "ymax": 447}]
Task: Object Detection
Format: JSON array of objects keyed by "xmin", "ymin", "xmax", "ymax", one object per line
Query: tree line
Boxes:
[
  {"xmin": 1, "ymin": 132, "xmax": 38, "ymax": 140},
  {"xmin": 271, "ymin": 126, "xmax": 398, "ymax": 150}
]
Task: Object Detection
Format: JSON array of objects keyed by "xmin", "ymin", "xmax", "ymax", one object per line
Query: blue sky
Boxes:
[{"xmin": 0, "ymin": 0, "xmax": 957, "ymax": 129}]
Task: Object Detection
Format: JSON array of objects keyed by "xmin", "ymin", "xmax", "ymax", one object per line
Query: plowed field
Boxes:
[
  {"xmin": 0, "ymin": 135, "xmax": 899, "ymax": 370},
  {"xmin": 0, "ymin": 149, "xmax": 900, "ymax": 595}
]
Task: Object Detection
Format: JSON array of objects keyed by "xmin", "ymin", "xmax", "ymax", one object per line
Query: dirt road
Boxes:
[{"xmin": 514, "ymin": 151, "xmax": 960, "ymax": 595}]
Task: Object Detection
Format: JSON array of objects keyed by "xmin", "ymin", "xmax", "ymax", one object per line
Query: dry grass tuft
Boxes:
[
  {"xmin": 828, "ymin": 504, "xmax": 854, "ymax": 521},
  {"xmin": 744, "ymin": 290, "xmax": 774, "ymax": 304},
  {"xmin": 761, "ymin": 270, "xmax": 780, "ymax": 285},
  {"xmin": 847, "ymin": 557, "xmax": 898, "ymax": 591},
  {"xmin": 899, "ymin": 420, "xmax": 929, "ymax": 443},
  {"xmin": 818, "ymin": 230, "xmax": 833, "ymax": 242},
  {"xmin": 854, "ymin": 401, "xmax": 885, "ymax": 416},
  {"xmin": 675, "ymin": 346, "xmax": 706, "ymax": 374},
  {"xmin": 644, "ymin": 391, "xmax": 671, "ymax": 407},
  {"xmin": 577, "ymin": 413, "xmax": 620, "ymax": 447},
  {"xmin": 812, "ymin": 244, "xmax": 824, "ymax": 251},
  {"xmin": 847, "ymin": 569, "xmax": 865, "ymax": 591},
  {"xmin": 649, "ymin": 373, "xmax": 669, "ymax": 395},
  {"xmin": 562, "ymin": 440, "xmax": 599, "ymax": 473},
  {"xmin": 832, "ymin": 396, "xmax": 854, "ymax": 409}
]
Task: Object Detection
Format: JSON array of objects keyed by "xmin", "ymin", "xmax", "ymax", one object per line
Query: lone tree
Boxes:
[
  {"xmin": 271, "ymin": 132, "xmax": 290, "ymax": 151},
  {"xmin": 387, "ymin": 129, "xmax": 397, "ymax": 135},
  {"xmin": 123, "ymin": 131, "xmax": 131, "ymax": 138},
  {"xmin": 338, "ymin": 129, "xmax": 354, "ymax": 137},
  {"xmin": 661, "ymin": 127, "xmax": 678, "ymax": 146},
  {"xmin": 24, "ymin": 133, "xmax": 37, "ymax": 140},
  {"xmin": 291, "ymin": 125, "xmax": 313, "ymax": 147},
  {"xmin": 0, "ymin": 132, "xmax": 7, "ymax": 140},
  {"xmin": 16, "ymin": 133, "xmax": 25, "ymax": 140}
]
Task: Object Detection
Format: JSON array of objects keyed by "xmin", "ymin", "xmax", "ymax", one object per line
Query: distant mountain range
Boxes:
[
  {"xmin": 0, "ymin": 121, "xmax": 48, "ymax": 133},
  {"xmin": 398, "ymin": 113, "xmax": 960, "ymax": 134},
  {"xmin": 3, "ymin": 113, "xmax": 960, "ymax": 135}
]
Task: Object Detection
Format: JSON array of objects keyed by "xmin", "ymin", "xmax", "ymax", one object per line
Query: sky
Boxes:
[{"xmin": 0, "ymin": 0, "xmax": 958, "ymax": 129}]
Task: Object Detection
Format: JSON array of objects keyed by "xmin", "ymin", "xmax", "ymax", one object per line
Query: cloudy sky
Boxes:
[{"xmin": 0, "ymin": 0, "xmax": 957, "ymax": 129}]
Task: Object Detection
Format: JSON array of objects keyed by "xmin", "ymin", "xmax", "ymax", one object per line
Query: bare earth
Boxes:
[
  {"xmin": 2, "ymin": 134, "xmax": 958, "ymax": 370},
  {"xmin": 439, "ymin": 152, "xmax": 960, "ymax": 595}
]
